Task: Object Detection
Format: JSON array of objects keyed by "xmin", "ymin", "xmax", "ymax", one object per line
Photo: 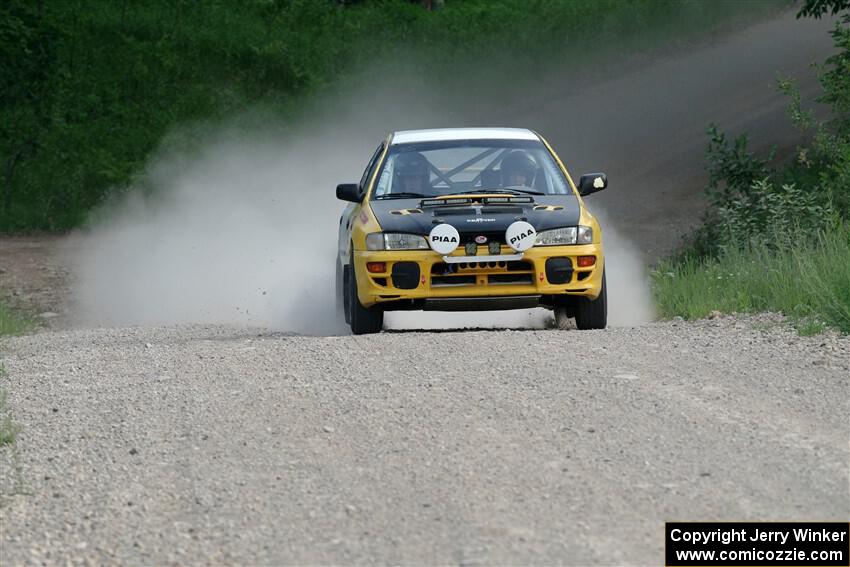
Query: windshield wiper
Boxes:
[
  {"xmin": 374, "ymin": 192, "xmax": 430, "ymax": 200},
  {"xmin": 466, "ymin": 187, "xmax": 545, "ymax": 195}
]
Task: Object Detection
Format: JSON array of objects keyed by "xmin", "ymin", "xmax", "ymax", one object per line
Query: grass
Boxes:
[
  {"xmin": 0, "ymin": 363, "xmax": 25, "ymax": 499},
  {"xmin": 0, "ymin": 303, "xmax": 27, "ymax": 446},
  {"xmin": 653, "ymin": 222, "xmax": 850, "ymax": 334},
  {"xmin": 0, "ymin": 302, "xmax": 31, "ymax": 337}
]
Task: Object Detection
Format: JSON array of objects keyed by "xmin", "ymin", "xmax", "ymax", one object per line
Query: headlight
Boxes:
[
  {"xmin": 366, "ymin": 232, "xmax": 430, "ymax": 250},
  {"xmin": 535, "ymin": 226, "xmax": 593, "ymax": 246}
]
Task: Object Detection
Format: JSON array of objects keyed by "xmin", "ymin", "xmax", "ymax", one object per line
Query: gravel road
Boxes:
[{"xmin": 2, "ymin": 316, "xmax": 848, "ymax": 565}]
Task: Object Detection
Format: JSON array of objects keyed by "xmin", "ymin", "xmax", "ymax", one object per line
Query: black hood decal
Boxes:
[{"xmin": 370, "ymin": 195, "xmax": 581, "ymax": 243}]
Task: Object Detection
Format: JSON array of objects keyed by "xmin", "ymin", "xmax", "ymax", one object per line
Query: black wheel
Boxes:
[
  {"xmin": 575, "ymin": 269, "xmax": 607, "ymax": 330},
  {"xmin": 553, "ymin": 306, "xmax": 571, "ymax": 330},
  {"xmin": 347, "ymin": 256, "xmax": 383, "ymax": 335}
]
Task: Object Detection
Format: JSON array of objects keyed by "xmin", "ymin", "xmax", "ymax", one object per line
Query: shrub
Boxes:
[
  {"xmin": 714, "ymin": 179, "xmax": 835, "ymax": 250},
  {"xmin": 705, "ymin": 124, "xmax": 774, "ymax": 205}
]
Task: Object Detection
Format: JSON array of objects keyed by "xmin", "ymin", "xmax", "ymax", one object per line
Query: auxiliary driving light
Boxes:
[
  {"xmin": 464, "ymin": 242, "xmax": 477, "ymax": 256},
  {"xmin": 505, "ymin": 221, "xmax": 537, "ymax": 252},
  {"xmin": 488, "ymin": 241, "xmax": 501, "ymax": 255},
  {"xmin": 428, "ymin": 223, "xmax": 460, "ymax": 255}
]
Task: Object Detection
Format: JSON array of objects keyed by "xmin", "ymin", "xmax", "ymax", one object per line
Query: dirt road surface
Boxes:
[
  {"xmin": 1, "ymin": 8, "xmax": 848, "ymax": 567},
  {"xmin": 1, "ymin": 320, "xmax": 848, "ymax": 565}
]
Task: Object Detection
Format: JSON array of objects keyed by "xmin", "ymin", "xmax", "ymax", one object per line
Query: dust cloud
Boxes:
[
  {"xmin": 596, "ymin": 214, "xmax": 655, "ymax": 327},
  {"xmin": 67, "ymin": 110, "xmax": 384, "ymax": 335}
]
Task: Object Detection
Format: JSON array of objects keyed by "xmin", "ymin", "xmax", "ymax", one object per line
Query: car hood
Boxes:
[{"xmin": 369, "ymin": 194, "xmax": 582, "ymax": 243}]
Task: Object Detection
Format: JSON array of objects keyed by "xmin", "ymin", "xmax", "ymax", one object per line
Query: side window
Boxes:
[{"xmin": 359, "ymin": 143, "xmax": 384, "ymax": 194}]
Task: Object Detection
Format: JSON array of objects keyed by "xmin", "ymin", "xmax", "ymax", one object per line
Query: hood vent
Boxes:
[{"xmin": 533, "ymin": 204, "xmax": 564, "ymax": 211}]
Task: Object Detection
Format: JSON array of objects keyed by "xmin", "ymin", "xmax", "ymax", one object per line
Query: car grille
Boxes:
[{"xmin": 430, "ymin": 260, "xmax": 534, "ymax": 287}]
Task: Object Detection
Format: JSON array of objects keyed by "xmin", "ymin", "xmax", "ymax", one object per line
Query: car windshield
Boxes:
[{"xmin": 371, "ymin": 139, "xmax": 572, "ymax": 199}]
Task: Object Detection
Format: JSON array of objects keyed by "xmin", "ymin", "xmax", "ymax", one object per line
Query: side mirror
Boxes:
[
  {"xmin": 577, "ymin": 173, "xmax": 607, "ymax": 196},
  {"xmin": 336, "ymin": 183, "xmax": 362, "ymax": 203}
]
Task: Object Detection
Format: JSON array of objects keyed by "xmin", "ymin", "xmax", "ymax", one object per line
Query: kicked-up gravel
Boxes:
[{"xmin": 1, "ymin": 315, "xmax": 848, "ymax": 565}]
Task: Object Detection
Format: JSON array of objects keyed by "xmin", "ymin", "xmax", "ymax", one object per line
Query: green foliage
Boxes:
[
  {"xmin": 0, "ymin": 0, "xmax": 785, "ymax": 232},
  {"xmin": 705, "ymin": 124, "xmax": 774, "ymax": 205},
  {"xmin": 797, "ymin": 0, "xmax": 850, "ymax": 18},
  {"xmin": 799, "ymin": 0, "xmax": 850, "ymax": 134},
  {"xmin": 775, "ymin": 77, "xmax": 850, "ymax": 216},
  {"xmin": 820, "ymin": 138, "xmax": 850, "ymax": 213},
  {"xmin": 690, "ymin": 97, "xmax": 847, "ymax": 257},
  {"xmin": 819, "ymin": 18, "xmax": 850, "ymax": 136},
  {"xmin": 776, "ymin": 75, "xmax": 815, "ymax": 131},
  {"xmin": 684, "ymin": 126, "xmax": 782, "ymax": 257},
  {"xmin": 653, "ymin": 221, "xmax": 850, "ymax": 333},
  {"xmin": 0, "ymin": 1, "xmax": 60, "ymax": 224},
  {"xmin": 713, "ymin": 179, "xmax": 835, "ymax": 249},
  {"xmin": 0, "ymin": 302, "xmax": 30, "ymax": 337}
]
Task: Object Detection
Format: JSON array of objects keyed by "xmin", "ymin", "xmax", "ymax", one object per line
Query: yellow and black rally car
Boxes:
[{"xmin": 336, "ymin": 128, "xmax": 608, "ymax": 334}]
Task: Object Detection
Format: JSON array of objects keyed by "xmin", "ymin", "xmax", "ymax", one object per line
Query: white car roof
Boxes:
[{"xmin": 391, "ymin": 127, "xmax": 539, "ymax": 145}]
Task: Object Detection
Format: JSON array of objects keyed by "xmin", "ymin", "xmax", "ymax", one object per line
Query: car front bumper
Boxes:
[{"xmin": 353, "ymin": 244, "xmax": 604, "ymax": 309}]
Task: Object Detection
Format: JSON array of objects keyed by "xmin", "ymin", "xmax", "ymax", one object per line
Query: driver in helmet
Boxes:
[
  {"xmin": 393, "ymin": 152, "xmax": 433, "ymax": 195},
  {"xmin": 500, "ymin": 150, "xmax": 538, "ymax": 188}
]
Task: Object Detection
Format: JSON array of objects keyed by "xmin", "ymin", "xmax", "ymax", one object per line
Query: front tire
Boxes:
[
  {"xmin": 347, "ymin": 257, "xmax": 383, "ymax": 335},
  {"xmin": 575, "ymin": 270, "xmax": 607, "ymax": 330}
]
